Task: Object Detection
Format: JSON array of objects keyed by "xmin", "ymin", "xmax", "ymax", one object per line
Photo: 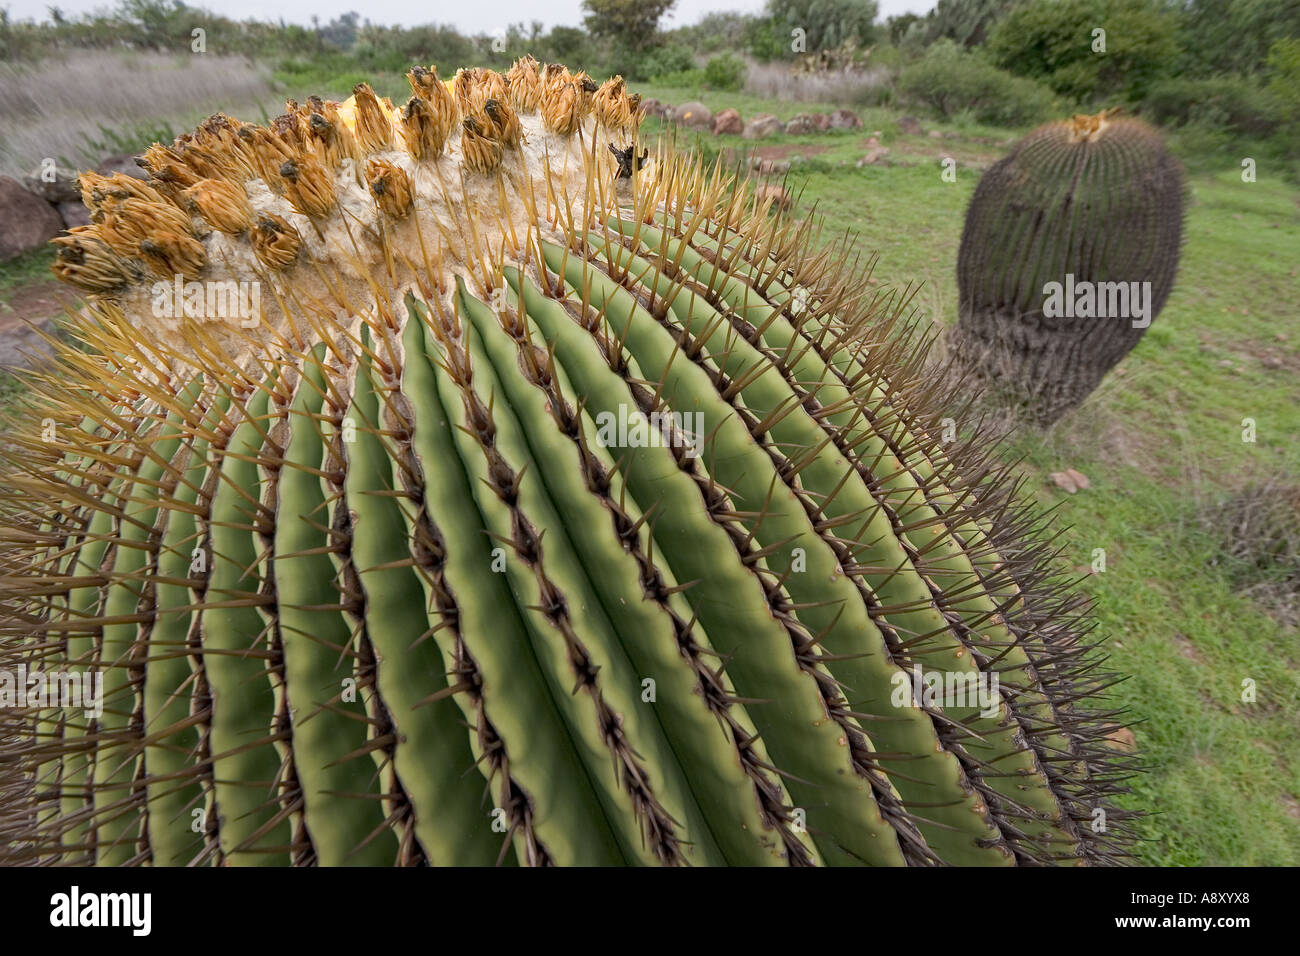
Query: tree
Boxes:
[
  {"xmin": 582, "ymin": 0, "xmax": 676, "ymax": 52},
  {"xmin": 885, "ymin": 13, "xmax": 922, "ymax": 45},
  {"xmin": 765, "ymin": 0, "xmax": 878, "ymax": 54},
  {"xmin": 923, "ymin": 0, "xmax": 1018, "ymax": 48},
  {"xmin": 1176, "ymin": 0, "xmax": 1300, "ymax": 76},
  {"xmin": 987, "ymin": 0, "xmax": 1178, "ymax": 104}
]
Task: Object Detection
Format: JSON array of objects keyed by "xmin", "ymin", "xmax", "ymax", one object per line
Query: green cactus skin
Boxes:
[
  {"xmin": 0, "ymin": 65, "xmax": 1138, "ymax": 866},
  {"xmin": 947, "ymin": 111, "xmax": 1186, "ymax": 425}
]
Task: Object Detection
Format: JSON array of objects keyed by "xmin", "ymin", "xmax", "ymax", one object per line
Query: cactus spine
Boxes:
[
  {"xmin": 947, "ymin": 110, "xmax": 1186, "ymax": 425},
  {"xmin": 0, "ymin": 63, "xmax": 1136, "ymax": 866}
]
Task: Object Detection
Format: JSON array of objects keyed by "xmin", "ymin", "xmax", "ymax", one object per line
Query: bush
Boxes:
[
  {"xmin": 647, "ymin": 68, "xmax": 707, "ymax": 90},
  {"xmin": 703, "ymin": 53, "xmax": 747, "ymax": 91},
  {"xmin": 986, "ymin": 0, "xmax": 1178, "ymax": 105},
  {"xmin": 1142, "ymin": 76, "xmax": 1282, "ymax": 136},
  {"xmin": 633, "ymin": 44, "xmax": 696, "ymax": 81},
  {"xmin": 899, "ymin": 41, "xmax": 1054, "ymax": 126}
]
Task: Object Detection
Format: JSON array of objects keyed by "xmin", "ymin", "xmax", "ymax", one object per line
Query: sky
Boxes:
[{"xmin": 5, "ymin": 0, "xmax": 938, "ymax": 36}]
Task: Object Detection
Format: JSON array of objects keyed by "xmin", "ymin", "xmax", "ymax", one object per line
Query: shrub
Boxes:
[
  {"xmin": 986, "ymin": 0, "xmax": 1178, "ymax": 104},
  {"xmin": 899, "ymin": 41, "xmax": 1054, "ymax": 126},
  {"xmin": 634, "ymin": 44, "xmax": 696, "ymax": 81},
  {"xmin": 1267, "ymin": 38, "xmax": 1300, "ymax": 131},
  {"xmin": 703, "ymin": 53, "xmax": 747, "ymax": 91},
  {"xmin": 1142, "ymin": 76, "xmax": 1282, "ymax": 136}
]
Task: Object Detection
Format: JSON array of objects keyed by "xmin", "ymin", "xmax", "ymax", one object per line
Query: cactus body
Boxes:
[
  {"xmin": 0, "ymin": 63, "xmax": 1135, "ymax": 866},
  {"xmin": 948, "ymin": 111, "xmax": 1186, "ymax": 424}
]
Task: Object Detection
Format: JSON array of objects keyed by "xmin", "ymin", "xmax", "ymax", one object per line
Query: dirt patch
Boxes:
[
  {"xmin": 750, "ymin": 143, "xmax": 830, "ymax": 161},
  {"xmin": 1234, "ymin": 337, "xmax": 1300, "ymax": 375},
  {"xmin": 0, "ymin": 277, "xmax": 75, "ymax": 370},
  {"xmin": 1283, "ymin": 793, "xmax": 1300, "ymax": 820},
  {"xmin": 1172, "ymin": 632, "xmax": 1204, "ymax": 663}
]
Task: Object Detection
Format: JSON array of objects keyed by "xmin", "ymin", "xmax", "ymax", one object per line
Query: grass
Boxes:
[
  {"xmin": 0, "ymin": 50, "xmax": 280, "ymax": 179},
  {"xmin": 2, "ymin": 67, "xmax": 1296, "ymax": 865},
  {"xmin": 0, "ymin": 246, "xmax": 57, "ymax": 305}
]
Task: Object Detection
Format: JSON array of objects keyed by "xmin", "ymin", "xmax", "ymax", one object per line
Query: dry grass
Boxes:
[
  {"xmin": 0, "ymin": 50, "xmax": 280, "ymax": 178},
  {"xmin": 743, "ymin": 62, "xmax": 893, "ymax": 105},
  {"xmin": 1203, "ymin": 474, "xmax": 1300, "ymax": 627}
]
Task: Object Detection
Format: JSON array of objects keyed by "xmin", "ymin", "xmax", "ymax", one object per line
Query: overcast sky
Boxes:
[{"xmin": 5, "ymin": 1, "xmax": 937, "ymax": 35}]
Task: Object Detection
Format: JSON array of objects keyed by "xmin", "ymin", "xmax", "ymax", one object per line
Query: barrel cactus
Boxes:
[
  {"xmin": 946, "ymin": 109, "xmax": 1186, "ymax": 425},
  {"xmin": 0, "ymin": 62, "xmax": 1137, "ymax": 866}
]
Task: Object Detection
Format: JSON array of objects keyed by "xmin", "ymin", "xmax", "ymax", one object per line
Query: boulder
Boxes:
[
  {"xmin": 784, "ymin": 113, "xmax": 819, "ymax": 135},
  {"xmin": 21, "ymin": 164, "xmax": 80, "ymax": 204},
  {"xmin": 674, "ymin": 102, "xmax": 713, "ymax": 129},
  {"xmin": 828, "ymin": 108, "xmax": 863, "ymax": 130},
  {"xmin": 742, "ymin": 114, "xmax": 784, "ymax": 139},
  {"xmin": 95, "ymin": 153, "xmax": 150, "ymax": 181},
  {"xmin": 711, "ymin": 108, "xmax": 743, "ymax": 135},
  {"xmin": 812, "ymin": 112, "xmax": 831, "ymax": 131},
  {"xmin": 856, "ymin": 146, "xmax": 891, "ymax": 167},
  {"xmin": 57, "ymin": 201, "xmax": 92, "ymax": 229},
  {"xmin": 640, "ymin": 98, "xmax": 670, "ymax": 119},
  {"xmin": 898, "ymin": 115, "xmax": 923, "ymax": 135},
  {"xmin": 755, "ymin": 183, "xmax": 792, "ymax": 211},
  {"xmin": 0, "ymin": 176, "xmax": 64, "ymax": 262}
]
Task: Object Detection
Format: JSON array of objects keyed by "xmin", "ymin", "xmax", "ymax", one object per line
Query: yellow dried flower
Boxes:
[
  {"xmin": 350, "ymin": 83, "xmax": 395, "ymax": 153},
  {"xmin": 251, "ymin": 213, "xmax": 302, "ymax": 270},
  {"xmin": 506, "ymin": 55, "xmax": 542, "ymax": 113},
  {"xmin": 279, "ymin": 156, "xmax": 337, "ymax": 219},
  {"xmin": 184, "ymin": 178, "xmax": 254, "ymax": 236},
  {"xmin": 366, "ymin": 159, "xmax": 414, "ymax": 219},
  {"xmin": 49, "ymin": 225, "xmax": 138, "ymax": 293},
  {"xmin": 139, "ymin": 231, "xmax": 207, "ymax": 280},
  {"xmin": 483, "ymin": 98, "xmax": 523, "ymax": 150},
  {"xmin": 460, "ymin": 115, "xmax": 504, "ymax": 174}
]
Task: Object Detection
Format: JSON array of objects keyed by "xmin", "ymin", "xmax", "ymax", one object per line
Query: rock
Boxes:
[
  {"xmin": 1261, "ymin": 355, "xmax": 1284, "ymax": 369},
  {"xmin": 856, "ymin": 147, "xmax": 891, "ymax": 167},
  {"xmin": 1105, "ymin": 726, "xmax": 1136, "ymax": 751},
  {"xmin": 639, "ymin": 98, "xmax": 670, "ymax": 119},
  {"xmin": 674, "ymin": 102, "xmax": 713, "ymax": 129},
  {"xmin": 864, "ymin": 136, "xmax": 881, "ymax": 148},
  {"xmin": 754, "ymin": 183, "xmax": 792, "ymax": 211},
  {"xmin": 928, "ymin": 129, "xmax": 943, "ymax": 139},
  {"xmin": 742, "ymin": 114, "xmax": 784, "ymax": 139},
  {"xmin": 812, "ymin": 112, "xmax": 830, "ymax": 131},
  {"xmin": 57, "ymin": 201, "xmax": 91, "ymax": 229},
  {"xmin": 95, "ymin": 153, "xmax": 151, "ymax": 180},
  {"xmin": 0, "ymin": 316, "xmax": 59, "ymax": 372},
  {"xmin": 711, "ymin": 108, "xmax": 743, "ymax": 135},
  {"xmin": 752, "ymin": 159, "xmax": 791, "ymax": 175},
  {"xmin": 21, "ymin": 164, "xmax": 80, "ymax": 204},
  {"xmin": 827, "ymin": 108, "xmax": 862, "ymax": 130},
  {"xmin": 1048, "ymin": 468, "xmax": 1091, "ymax": 494},
  {"xmin": 0, "ymin": 176, "xmax": 64, "ymax": 262},
  {"xmin": 898, "ymin": 115, "xmax": 923, "ymax": 134},
  {"xmin": 784, "ymin": 113, "xmax": 819, "ymax": 135}
]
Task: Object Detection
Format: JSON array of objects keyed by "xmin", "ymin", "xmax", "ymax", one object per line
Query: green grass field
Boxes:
[{"xmin": 2, "ymin": 77, "xmax": 1295, "ymax": 865}]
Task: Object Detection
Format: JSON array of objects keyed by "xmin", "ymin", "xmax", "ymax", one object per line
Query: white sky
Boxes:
[{"xmin": 5, "ymin": 1, "xmax": 937, "ymax": 35}]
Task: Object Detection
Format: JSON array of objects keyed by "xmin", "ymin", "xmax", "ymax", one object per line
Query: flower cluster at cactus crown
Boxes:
[{"xmin": 49, "ymin": 59, "xmax": 656, "ymax": 357}]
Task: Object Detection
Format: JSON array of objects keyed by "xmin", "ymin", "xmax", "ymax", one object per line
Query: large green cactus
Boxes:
[
  {"xmin": 947, "ymin": 110, "xmax": 1186, "ymax": 425},
  {"xmin": 0, "ymin": 62, "xmax": 1136, "ymax": 866}
]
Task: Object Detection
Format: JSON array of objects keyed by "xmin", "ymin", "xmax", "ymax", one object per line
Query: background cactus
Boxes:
[
  {"xmin": 0, "ymin": 61, "xmax": 1136, "ymax": 866},
  {"xmin": 946, "ymin": 110, "xmax": 1187, "ymax": 425}
]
